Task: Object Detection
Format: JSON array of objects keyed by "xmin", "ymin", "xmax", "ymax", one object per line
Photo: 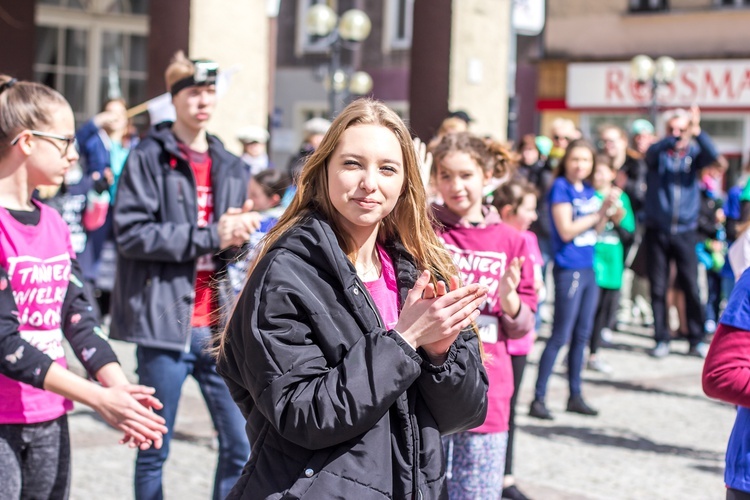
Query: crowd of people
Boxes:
[{"xmin": 1, "ymin": 49, "xmax": 749, "ymax": 500}]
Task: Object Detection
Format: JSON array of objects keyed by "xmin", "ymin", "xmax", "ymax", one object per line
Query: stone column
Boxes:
[{"xmin": 410, "ymin": 0, "xmax": 511, "ymax": 141}]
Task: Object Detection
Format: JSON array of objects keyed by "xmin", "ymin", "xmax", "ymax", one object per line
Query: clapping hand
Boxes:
[{"xmin": 413, "ymin": 137, "xmax": 433, "ymax": 189}]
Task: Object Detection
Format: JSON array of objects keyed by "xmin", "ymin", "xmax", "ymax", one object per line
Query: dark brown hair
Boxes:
[
  {"xmin": 251, "ymin": 169, "xmax": 292, "ymax": 201},
  {"xmin": 491, "ymin": 177, "xmax": 538, "ymax": 214},
  {"xmin": 556, "ymin": 139, "xmax": 597, "ymax": 178}
]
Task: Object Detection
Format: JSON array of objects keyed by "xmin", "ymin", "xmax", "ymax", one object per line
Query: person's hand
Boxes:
[
  {"xmin": 614, "ymin": 169, "xmax": 628, "ymax": 190},
  {"xmin": 395, "ymin": 271, "xmax": 487, "ymax": 364},
  {"xmin": 413, "ymin": 136, "xmax": 433, "ymax": 189},
  {"xmin": 499, "ymin": 257, "xmax": 524, "ymax": 298},
  {"xmin": 92, "ymin": 110, "xmax": 119, "ymax": 130},
  {"xmin": 90, "ymin": 384, "xmax": 167, "ymax": 450},
  {"xmin": 499, "ymin": 257, "xmax": 524, "ymax": 318},
  {"xmin": 690, "ymin": 104, "xmax": 702, "ymax": 137},
  {"xmin": 218, "ymin": 201, "xmax": 259, "ymax": 249},
  {"xmin": 716, "ymin": 207, "xmax": 726, "ymax": 224}
]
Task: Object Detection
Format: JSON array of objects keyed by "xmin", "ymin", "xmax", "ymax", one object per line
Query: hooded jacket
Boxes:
[
  {"xmin": 110, "ymin": 122, "xmax": 248, "ymax": 351},
  {"xmin": 644, "ymin": 132, "xmax": 719, "ymax": 234},
  {"xmin": 217, "ymin": 212, "xmax": 489, "ymax": 499}
]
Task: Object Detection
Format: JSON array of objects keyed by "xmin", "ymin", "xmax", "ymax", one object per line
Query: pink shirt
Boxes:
[
  {"xmin": 436, "ymin": 220, "xmax": 536, "ymax": 434},
  {"xmin": 0, "ymin": 202, "xmax": 75, "ymax": 424},
  {"xmin": 363, "ymin": 245, "xmax": 399, "ymax": 330},
  {"xmin": 506, "ymin": 231, "xmax": 543, "ymax": 356}
]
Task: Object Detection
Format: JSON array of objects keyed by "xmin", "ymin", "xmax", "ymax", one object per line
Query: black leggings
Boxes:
[{"xmin": 504, "ymin": 354, "xmax": 527, "ymax": 476}]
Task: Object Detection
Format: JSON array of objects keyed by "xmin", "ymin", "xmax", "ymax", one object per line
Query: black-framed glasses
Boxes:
[{"xmin": 10, "ymin": 130, "xmax": 77, "ymax": 158}]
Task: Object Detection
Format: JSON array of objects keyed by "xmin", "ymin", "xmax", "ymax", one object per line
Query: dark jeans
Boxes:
[
  {"xmin": 504, "ymin": 354, "xmax": 527, "ymax": 476},
  {"xmin": 0, "ymin": 415, "xmax": 70, "ymax": 500},
  {"xmin": 644, "ymin": 228, "xmax": 705, "ymax": 346},
  {"xmin": 705, "ymin": 270, "xmax": 723, "ymax": 326},
  {"xmin": 134, "ymin": 327, "xmax": 250, "ymax": 500},
  {"xmin": 534, "ymin": 267, "xmax": 599, "ymax": 401},
  {"xmin": 590, "ymin": 287, "xmax": 620, "ymax": 355},
  {"xmin": 728, "ymin": 488, "xmax": 750, "ymax": 500}
]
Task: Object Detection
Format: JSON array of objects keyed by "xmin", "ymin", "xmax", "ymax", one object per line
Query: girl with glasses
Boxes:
[{"xmin": 0, "ymin": 74, "xmax": 167, "ymax": 499}]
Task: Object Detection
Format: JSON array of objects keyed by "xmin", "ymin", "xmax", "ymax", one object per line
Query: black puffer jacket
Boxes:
[{"xmin": 218, "ymin": 212, "xmax": 488, "ymax": 499}]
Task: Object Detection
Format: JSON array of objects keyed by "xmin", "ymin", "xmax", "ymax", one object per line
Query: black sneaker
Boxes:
[
  {"xmin": 502, "ymin": 484, "xmax": 530, "ymax": 500},
  {"xmin": 529, "ymin": 399, "xmax": 553, "ymax": 420},
  {"xmin": 566, "ymin": 396, "xmax": 599, "ymax": 416}
]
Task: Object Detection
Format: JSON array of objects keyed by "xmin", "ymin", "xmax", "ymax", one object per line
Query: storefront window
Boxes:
[{"xmin": 34, "ymin": 2, "xmax": 149, "ymax": 123}]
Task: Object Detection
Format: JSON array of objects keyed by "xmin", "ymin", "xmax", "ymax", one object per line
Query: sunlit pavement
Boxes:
[{"xmin": 66, "ymin": 320, "xmax": 732, "ymax": 499}]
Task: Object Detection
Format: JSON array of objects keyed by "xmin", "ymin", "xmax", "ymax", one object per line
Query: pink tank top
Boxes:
[{"xmin": 0, "ymin": 202, "xmax": 75, "ymax": 424}]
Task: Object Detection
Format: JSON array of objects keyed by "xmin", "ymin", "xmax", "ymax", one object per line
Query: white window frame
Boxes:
[
  {"xmin": 35, "ymin": 3, "xmax": 148, "ymax": 122},
  {"xmin": 383, "ymin": 0, "xmax": 414, "ymax": 53},
  {"xmin": 295, "ymin": 0, "xmax": 333, "ymax": 57}
]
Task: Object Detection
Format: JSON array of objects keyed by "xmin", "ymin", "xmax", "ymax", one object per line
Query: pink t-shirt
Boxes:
[
  {"xmin": 0, "ymin": 202, "xmax": 75, "ymax": 424},
  {"xmin": 437, "ymin": 222, "xmax": 536, "ymax": 434},
  {"xmin": 506, "ymin": 230, "xmax": 543, "ymax": 356},
  {"xmin": 363, "ymin": 245, "xmax": 399, "ymax": 330}
]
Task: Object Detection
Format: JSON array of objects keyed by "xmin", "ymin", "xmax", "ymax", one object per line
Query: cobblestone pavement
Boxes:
[{"xmin": 67, "ymin": 321, "xmax": 734, "ymax": 499}]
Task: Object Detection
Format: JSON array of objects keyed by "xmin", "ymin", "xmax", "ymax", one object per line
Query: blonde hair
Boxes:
[
  {"xmin": 0, "ymin": 75, "xmax": 68, "ymax": 160},
  {"xmin": 217, "ymin": 98, "xmax": 462, "ymax": 357},
  {"xmin": 164, "ymin": 51, "xmax": 195, "ymax": 91}
]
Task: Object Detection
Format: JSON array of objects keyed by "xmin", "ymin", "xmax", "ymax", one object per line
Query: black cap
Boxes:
[{"xmin": 448, "ymin": 110, "xmax": 472, "ymax": 123}]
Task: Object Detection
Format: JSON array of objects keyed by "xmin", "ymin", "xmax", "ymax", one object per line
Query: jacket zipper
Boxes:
[
  {"xmin": 356, "ymin": 278, "xmax": 421, "ymax": 499},
  {"xmin": 173, "ymin": 152, "xmax": 200, "ymax": 353}
]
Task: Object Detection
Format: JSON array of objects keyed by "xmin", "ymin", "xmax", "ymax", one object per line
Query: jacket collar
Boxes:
[
  {"xmin": 270, "ymin": 211, "xmax": 418, "ymax": 294},
  {"xmin": 149, "ymin": 121, "xmax": 235, "ymax": 170}
]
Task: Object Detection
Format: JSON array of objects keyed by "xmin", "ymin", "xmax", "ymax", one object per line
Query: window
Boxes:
[
  {"xmin": 384, "ymin": 0, "xmax": 414, "ymax": 52},
  {"xmin": 35, "ymin": 2, "xmax": 149, "ymax": 123},
  {"xmin": 38, "ymin": 0, "xmax": 149, "ymax": 13},
  {"xmin": 717, "ymin": 0, "xmax": 750, "ymax": 7},
  {"xmin": 295, "ymin": 0, "xmax": 332, "ymax": 56},
  {"xmin": 628, "ymin": 0, "xmax": 669, "ymax": 12}
]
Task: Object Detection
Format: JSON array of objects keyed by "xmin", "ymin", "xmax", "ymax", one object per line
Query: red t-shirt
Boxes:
[{"xmin": 179, "ymin": 143, "xmax": 215, "ymax": 327}]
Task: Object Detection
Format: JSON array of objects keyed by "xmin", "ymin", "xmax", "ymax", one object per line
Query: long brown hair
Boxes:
[{"xmin": 216, "ymin": 98, "xmax": 460, "ymax": 357}]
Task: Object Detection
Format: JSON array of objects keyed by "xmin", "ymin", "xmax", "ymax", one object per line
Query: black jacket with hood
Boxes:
[
  {"xmin": 110, "ymin": 122, "xmax": 248, "ymax": 351},
  {"xmin": 217, "ymin": 212, "xmax": 489, "ymax": 499}
]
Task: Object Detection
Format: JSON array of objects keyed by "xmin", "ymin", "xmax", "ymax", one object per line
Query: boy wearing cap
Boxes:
[
  {"xmin": 237, "ymin": 125, "xmax": 271, "ymax": 176},
  {"xmin": 111, "ymin": 51, "xmax": 254, "ymax": 499}
]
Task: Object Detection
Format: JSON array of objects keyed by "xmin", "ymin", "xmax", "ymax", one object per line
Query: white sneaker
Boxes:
[
  {"xmin": 587, "ymin": 358, "xmax": 613, "ymax": 374},
  {"xmin": 650, "ymin": 342, "xmax": 670, "ymax": 359}
]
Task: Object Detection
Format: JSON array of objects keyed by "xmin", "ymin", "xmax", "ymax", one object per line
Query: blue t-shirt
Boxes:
[{"xmin": 548, "ymin": 177, "xmax": 600, "ymax": 269}]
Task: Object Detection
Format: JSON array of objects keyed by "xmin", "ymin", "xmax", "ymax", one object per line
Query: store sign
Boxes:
[{"xmin": 567, "ymin": 60, "xmax": 750, "ymax": 108}]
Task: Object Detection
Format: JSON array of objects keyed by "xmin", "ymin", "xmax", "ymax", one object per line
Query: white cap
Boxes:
[
  {"xmin": 303, "ymin": 117, "xmax": 331, "ymax": 136},
  {"xmin": 237, "ymin": 125, "xmax": 270, "ymax": 144}
]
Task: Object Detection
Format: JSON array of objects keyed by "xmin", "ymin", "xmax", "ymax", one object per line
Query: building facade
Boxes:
[
  {"xmin": 534, "ymin": 0, "xmax": 750, "ymax": 180},
  {"xmin": 0, "ymin": 0, "xmax": 269, "ymax": 155}
]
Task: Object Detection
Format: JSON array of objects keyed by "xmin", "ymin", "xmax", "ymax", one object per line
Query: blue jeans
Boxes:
[
  {"xmin": 534, "ymin": 267, "xmax": 598, "ymax": 401},
  {"xmin": 134, "ymin": 327, "xmax": 249, "ymax": 500}
]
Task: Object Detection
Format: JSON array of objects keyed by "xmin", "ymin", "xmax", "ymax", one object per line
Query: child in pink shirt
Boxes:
[
  {"xmin": 430, "ymin": 133, "xmax": 537, "ymax": 500},
  {"xmin": 492, "ymin": 177, "xmax": 544, "ymax": 499}
]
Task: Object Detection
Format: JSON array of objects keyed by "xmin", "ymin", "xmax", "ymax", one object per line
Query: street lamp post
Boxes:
[
  {"xmin": 630, "ymin": 54, "xmax": 678, "ymax": 126},
  {"xmin": 306, "ymin": 5, "xmax": 373, "ymax": 118}
]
